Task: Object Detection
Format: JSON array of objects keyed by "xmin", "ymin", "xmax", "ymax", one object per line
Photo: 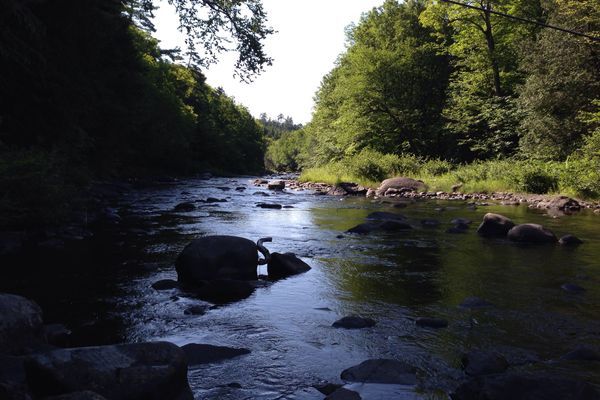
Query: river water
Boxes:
[{"xmin": 2, "ymin": 176, "xmax": 600, "ymax": 399}]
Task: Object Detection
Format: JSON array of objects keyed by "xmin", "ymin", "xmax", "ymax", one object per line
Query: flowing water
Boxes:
[{"xmin": 2, "ymin": 176, "xmax": 600, "ymax": 399}]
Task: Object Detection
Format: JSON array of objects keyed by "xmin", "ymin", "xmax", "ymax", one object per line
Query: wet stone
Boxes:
[
  {"xmin": 314, "ymin": 382, "xmax": 343, "ymax": 395},
  {"xmin": 340, "ymin": 359, "xmax": 417, "ymax": 385},
  {"xmin": 205, "ymin": 198, "xmax": 227, "ymax": 203},
  {"xmin": 559, "ymin": 235, "xmax": 584, "ymax": 246},
  {"xmin": 326, "ymin": 388, "xmax": 361, "ymax": 400},
  {"xmin": 184, "ymin": 305, "xmax": 209, "ymax": 316},
  {"xmin": 256, "ymin": 203, "xmax": 282, "ymax": 209},
  {"xmin": 173, "ymin": 202, "xmax": 196, "ymax": 212},
  {"xmin": 561, "ymin": 283, "xmax": 585, "ymax": 294},
  {"xmin": 366, "ymin": 211, "xmax": 406, "ymax": 221},
  {"xmin": 459, "ymin": 296, "xmax": 494, "ymax": 309},
  {"xmin": 151, "ymin": 279, "xmax": 179, "ymax": 291},
  {"xmin": 181, "ymin": 343, "xmax": 250, "ymax": 366},
  {"xmin": 332, "ymin": 316, "xmax": 376, "ymax": 329},
  {"xmin": 421, "ymin": 218, "xmax": 441, "ymax": 228}
]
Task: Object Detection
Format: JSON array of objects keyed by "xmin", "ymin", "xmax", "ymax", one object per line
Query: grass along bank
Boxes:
[{"xmin": 298, "ymin": 150, "xmax": 600, "ymax": 200}]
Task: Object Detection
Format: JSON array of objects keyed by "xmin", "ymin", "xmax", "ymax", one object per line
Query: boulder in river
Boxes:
[
  {"xmin": 326, "ymin": 388, "xmax": 362, "ymax": 400},
  {"xmin": 25, "ymin": 341, "xmax": 193, "ymax": 400},
  {"xmin": 340, "ymin": 359, "xmax": 417, "ymax": 385},
  {"xmin": 451, "ymin": 372, "xmax": 599, "ymax": 400},
  {"xmin": 180, "ymin": 343, "xmax": 250, "ymax": 366},
  {"xmin": 507, "ymin": 223, "xmax": 557, "ymax": 244},
  {"xmin": 267, "ymin": 180, "xmax": 285, "ymax": 190},
  {"xmin": 332, "ymin": 316, "xmax": 376, "ymax": 329},
  {"xmin": 559, "ymin": 235, "xmax": 583, "ymax": 246},
  {"xmin": 195, "ymin": 279, "xmax": 256, "ymax": 303},
  {"xmin": 0, "ymin": 293, "xmax": 46, "ymax": 355},
  {"xmin": 256, "ymin": 203, "xmax": 283, "ymax": 209},
  {"xmin": 173, "ymin": 202, "xmax": 196, "ymax": 212},
  {"xmin": 151, "ymin": 279, "xmax": 179, "ymax": 291},
  {"xmin": 267, "ymin": 253, "xmax": 311, "ymax": 280},
  {"xmin": 476, "ymin": 213, "xmax": 515, "ymax": 237},
  {"xmin": 376, "ymin": 177, "xmax": 427, "ymax": 197},
  {"xmin": 176, "ymin": 236, "xmax": 264, "ymax": 283}
]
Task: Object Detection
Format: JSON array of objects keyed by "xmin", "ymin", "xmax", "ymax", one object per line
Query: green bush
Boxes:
[
  {"xmin": 422, "ymin": 159, "xmax": 453, "ymax": 176},
  {"xmin": 516, "ymin": 168, "xmax": 558, "ymax": 194}
]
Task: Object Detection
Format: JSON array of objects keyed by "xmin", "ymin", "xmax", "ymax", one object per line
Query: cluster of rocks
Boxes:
[
  {"xmin": 152, "ymin": 235, "xmax": 312, "ymax": 304},
  {"xmin": 1, "ymin": 292, "xmax": 244, "ymax": 400}
]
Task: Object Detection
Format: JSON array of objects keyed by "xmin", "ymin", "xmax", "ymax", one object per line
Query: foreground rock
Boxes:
[
  {"xmin": 462, "ymin": 350, "xmax": 509, "ymax": 376},
  {"xmin": 176, "ymin": 236, "xmax": 263, "ymax": 283},
  {"xmin": 267, "ymin": 253, "xmax": 311, "ymax": 280},
  {"xmin": 559, "ymin": 235, "xmax": 584, "ymax": 246},
  {"xmin": 181, "ymin": 343, "xmax": 250, "ymax": 366},
  {"xmin": 0, "ymin": 293, "xmax": 46, "ymax": 355},
  {"xmin": 451, "ymin": 372, "xmax": 599, "ymax": 400},
  {"xmin": 507, "ymin": 223, "xmax": 557, "ymax": 244},
  {"xmin": 376, "ymin": 177, "xmax": 427, "ymax": 197},
  {"xmin": 340, "ymin": 359, "xmax": 417, "ymax": 385},
  {"xmin": 326, "ymin": 388, "xmax": 362, "ymax": 400},
  {"xmin": 267, "ymin": 180, "xmax": 285, "ymax": 190},
  {"xmin": 477, "ymin": 213, "xmax": 515, "ymax": 238},
  {"xmin": 332, "ymin": 316, "xmax": 376, "ymax": 329},
  {"xmin": 26, "ymin": 342, "xmax": 193, "ymax": 400}
]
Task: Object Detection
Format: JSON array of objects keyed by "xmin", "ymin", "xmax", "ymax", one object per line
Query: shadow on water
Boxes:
[{"xmin": 1, "ymin": 177, "xmax": 600, "ymax": 398}]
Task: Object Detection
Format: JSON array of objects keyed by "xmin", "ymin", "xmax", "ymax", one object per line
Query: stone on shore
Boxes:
[
  {"xmin": 376, "ymin": 177, "xmax": 427, "ymax": 197},
  {"xmin": 0, "ymin": 293, "xmax": 46, "ymax": 355},
  {"xmin": 25, "ymin": 342, "xmax": 193, "ymax": 400},
  {"xmin": 267, "ymin": 253, "xmax": 311, "ymax": 280},
  {"xmin": 507, "ymin": 223, "xmax": 557, "ymax": 244},
  {"xmin": 535, "ymin": 196, "xmax": 581, "ymax": 211},
  {"xmin": 341, "ymin": 359, "xmax": 417, "ymax": 385},
  {"xmin": 180, "ymin": 343, "xmax": 250, "ymax": 366},
  {"xmin": 332, "ymin": 316, "xmax": 376, "ymax": 329},
  {"xmin": 477, "ymin": 213, "xmax": 515, "ymax": 237}
]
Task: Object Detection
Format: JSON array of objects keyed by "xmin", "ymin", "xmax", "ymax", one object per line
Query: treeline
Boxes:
[
  {"xmin": 0, "ymin": 0, "xmax": 270, "ymax": 227},
  {"xmin": 267, "ymin": 0, "xmax": 600, "ymax": 197}
]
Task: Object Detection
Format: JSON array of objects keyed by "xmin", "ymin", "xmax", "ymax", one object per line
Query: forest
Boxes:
[
  {"xmin": 0, "ymin": 0, "xmax": 273, "ymax": 227},
  {"xmin": 267, "ymin": 0, "xmax": 600, "ymax": 198}
]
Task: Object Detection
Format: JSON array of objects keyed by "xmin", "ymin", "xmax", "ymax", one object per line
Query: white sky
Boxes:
[{"xmin": 153, "ymin": 0, "xmax": 383, "ymax": 124}]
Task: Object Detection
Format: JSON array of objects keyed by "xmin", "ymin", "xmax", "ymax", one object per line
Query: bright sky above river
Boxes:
[{"xmin": 153, "ymin": 0, "xmax": 383, "ymax": 124}]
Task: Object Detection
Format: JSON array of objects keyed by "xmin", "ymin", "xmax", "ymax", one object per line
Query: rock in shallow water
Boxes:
[
  {"xmin": 326, "ymin": 388, "xmax": 362, "ymax": 400},
  {"xmin": 45, "ymin": 391, "xmax": 108, "ymax": 400},
  {"xmin": 180, "ymin": 343, "xmax": 250, "ymax": 366},
  {"xmin": 151, "ymin": 279, "xmax": 179, "ymax": 291},
  {"xmin": 366, "ymin": 211, "xmax": 406, "ymax": 221},
  {"xmin": 347, "ymin": 220, "xmax": 412, "ymax": 234},
  {"xmin": 561, "ymin": 346, "xmax": 600, "ymax": 362},
  {"xmin": 25, "ymin": 342, "xmax": 193, "ymax": 400},
  {"xmin": 559, "ymin": 235, "xmax": 584, "ymax": 246},
  {"xmin": 0, "ymin": 293, "xmax": 46, "ymax": 355},
  {"xmin": 459, "ymin": 297, "xmax": 494, "ymax": 309},
  {"xmin": 332, "ymin": 316, "xmax": 376, "ymax": 329},
  {"xmin": 415, "ymin": 317, "xmax": 448, "ymax": 329},
  {"xmin": 507, "ymin": 223, "xmax": 557, "ymax": 244},
  {"xmin": 267, "ymin": 252, "xmax": 311, "ymax": 280},
  {"xmin": 561, "ymin": 283, "xmax": 585, "ymax": 294},
  {"xmin": 477, "ymin": 213, "xmax": 515, "ymax": 238},
  {"xmin": 340, "ymin": 359, "xmax": 417, "ymax": 385},
  {"xmin": 195, "ymin": 279, "xmax": 255, "ymax": 303}
]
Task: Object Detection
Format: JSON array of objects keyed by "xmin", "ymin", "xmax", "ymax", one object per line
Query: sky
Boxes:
[{"xmin": 153, "ymin": 0, "xmax": 383, "ymax": 124}]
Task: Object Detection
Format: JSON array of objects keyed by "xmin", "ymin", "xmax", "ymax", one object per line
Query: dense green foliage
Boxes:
[
  {"xmin": 0, "ymin": 0, "xmax": 272, "ymax": 226},
  {"xmin": 272, "ymin": 0, "xmax": 600, "ymax": 198}
]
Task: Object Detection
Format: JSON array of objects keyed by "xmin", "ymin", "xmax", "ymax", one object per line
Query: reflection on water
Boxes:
[{"xmin": 1, "ymin": 176, "xmax": 599, "ymax": 398}]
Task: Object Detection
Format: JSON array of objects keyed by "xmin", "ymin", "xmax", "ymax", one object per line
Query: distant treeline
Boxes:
[
  {"xmin": 267, "ymin": 0, "xmax": 599, "ymax": 197},
  {"xmin": 0, "ymin": 0, "xmax": 274, "ymax": 226}
]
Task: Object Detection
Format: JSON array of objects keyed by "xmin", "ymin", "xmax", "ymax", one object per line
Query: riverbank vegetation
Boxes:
[
  {"xmin": 0, "ymin": 0, "xmax": 273, "ymax": 227},
  {"xmin": 267, "ymin": 0, "xmax": 600, "ymax": 198}
]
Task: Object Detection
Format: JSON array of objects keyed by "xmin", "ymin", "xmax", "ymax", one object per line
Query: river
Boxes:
[{"xmin": 2, "ymin": 176, "xmax": 599, "ymax": 399}]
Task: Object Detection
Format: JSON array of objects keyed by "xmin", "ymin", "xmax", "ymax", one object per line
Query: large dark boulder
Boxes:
[
  {"xmin": 376, "ymin": 177, "xmax": 427, "ymax": 197},
  {"xmin": 476, "ymin": 213, "xmax": 515, "ymax": 237},
  {"xmin": 267, "ymin": 253, "xmax": 311, "ymax": 280},
  {"xmin": 195, "ymin": 280, "xmax": 255, "ymax": 304},
  {"xmin": 25, "ymin": 342, "xmax": 193, "ymax": 400},
  {"xmin": 451, "ymin": 372, "xmax": 599, "ymax": 400},
  {"xmin": 340, "ymin": 359, "xmax": 417, "ymax": 385},
  {"xmin": 0, "ymin": 293, "xmax": 46, "ymax": 355},
  {"xmin": 507, "ymin": 223, "xmax": 557, "ymax": 244},
  {"xmin": 176, "ymin": 236, "xmax": 259, "ymax": 284}
]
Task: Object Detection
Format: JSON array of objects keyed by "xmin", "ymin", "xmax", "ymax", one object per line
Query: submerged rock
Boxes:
[
  {"xmin": 25, "ymin": 342, "xmax": 193, "ymax": 400},
  {"xmin": 421, "ymin": 218, "xmax": 441, "ymax": 228},
  {"xmin": 256, "ymin": 203, "xmax": 283, "ymax": 209},
  {"xmin": 561, "ymin": 283, "xmax": 585, "ymax": 294},
  {"xmin": 173, "ymin": 202, "xmax": 196, "ymax": 212},
  {"xmin": 267, "ymin": 252, "xmax": 311, "ymax": 279},
  {"xmin": 180, "ymin": 343, "xmax": 250, "ymax": 366},
  {"xmin": 0, "ymin": 293, "xmax": 46, "ymax": 355},
  {"xmin": 451, "ymin": 372, "xmax": 599, "ymax": 400},
  {"xmin": 462, "ymin": 350, "xmax": 509, "ymax": 376},
  {"xmin": 313, "ymin": 383, "xmax": 343, "ymax": 396},
  {"xmin": 459, "ymin": 297, "xmax": 494, "ymax": 309},
  {"xmin": 477, "ymin": 213, "xmax": 515, "ymax": 237},
  {"xmin": 507, "ymin": 223, "xmax": 557, "ymax": 244},
  {"xmin": 366, "ymin": 211, "xmax": 406, "ymax": 221},
  {"xmin": 415, "ymin": 317, "xmax": 448, "ymax": 329},
  {"xmin": 340, "ymin": 359, "xmax": 417, "ymax": 385},
  {"xmin": 347, "ymin": 220, "xmax": 412, "ymax": 234},
  {"xmin": 151, "ymin": 279, "xmax": 179, "ymax": 291},
  {"xmin": 332, "ymin": 316, "xmax": 376, "ymax": 329},
  {"xmin": 561, "ymin": 346, "xmax": 600, "ymax": 362},
  {"xmin": 43, "ymin": 324, "xmax": 71, "ymax": 348},
  {"xmin": 183, "ymin": 305, "xmax": 209, "ymax": 316}
]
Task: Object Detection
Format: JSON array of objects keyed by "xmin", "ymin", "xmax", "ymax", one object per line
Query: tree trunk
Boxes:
[{"xmin": 482, "ymin": 1, "xmax": 503, "ymax": 96}]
